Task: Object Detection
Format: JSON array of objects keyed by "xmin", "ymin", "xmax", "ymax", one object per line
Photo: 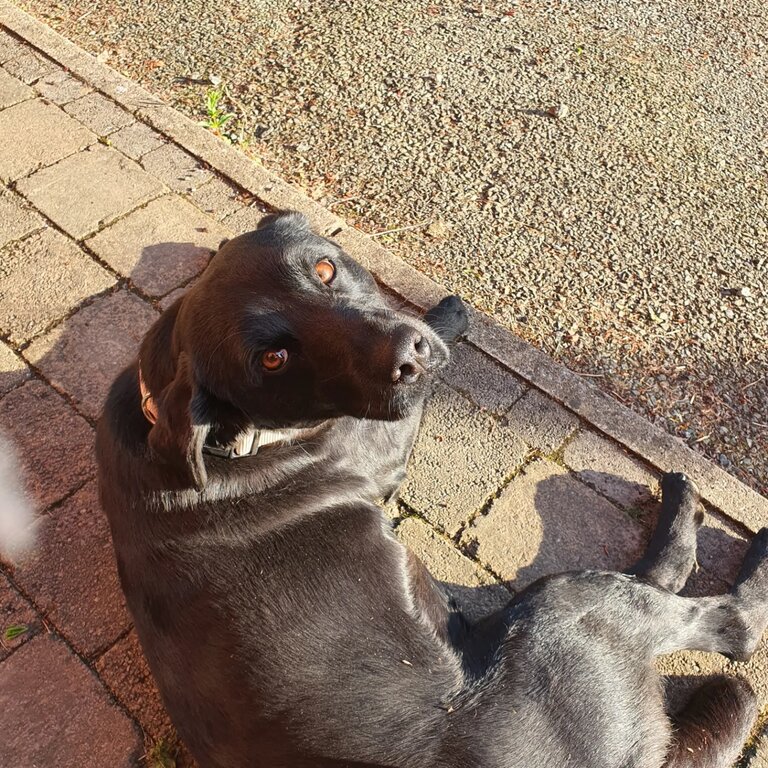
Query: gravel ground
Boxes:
[{"xmin": 18, "ymin": 0, "xmax": 768, "ymax": 496}]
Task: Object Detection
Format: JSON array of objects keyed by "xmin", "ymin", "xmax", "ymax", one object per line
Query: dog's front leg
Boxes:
[{"xmin": 423, "ymin": 295, "xmax": 469, "ymax": 344}]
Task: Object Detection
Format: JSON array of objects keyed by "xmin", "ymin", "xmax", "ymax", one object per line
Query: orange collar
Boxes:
[{"xmin": 138, "ymin": 365, "xmax": 158, "ymax": 425}]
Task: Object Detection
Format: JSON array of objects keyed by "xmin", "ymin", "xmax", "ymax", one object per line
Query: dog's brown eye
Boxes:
[
  {"xmin": 315, "ymin": 259, "xmax": 335, "ymax": 285},
  {"xmin": 261, "ymin": 349, "xmax": 288, "ymax": 371}
]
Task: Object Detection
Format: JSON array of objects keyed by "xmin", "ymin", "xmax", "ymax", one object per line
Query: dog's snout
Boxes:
[{"xmin": 390, "ymin": 326, "xmax": 432, "ymax": 384}]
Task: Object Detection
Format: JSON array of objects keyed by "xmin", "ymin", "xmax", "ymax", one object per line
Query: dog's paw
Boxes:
[
  {"xmin": 661, "ymin": 471, "xmax": 700, "ymax": 506},
  {"xmin": 423, "ymin": 295, "xmax": 469, "ymax": 343},
  {"xmin": 736, "ymin": 528, "xmax": 768, "ymax": 595}
]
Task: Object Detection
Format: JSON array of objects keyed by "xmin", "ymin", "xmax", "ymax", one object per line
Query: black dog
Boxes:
[{"xmin": 98, "ymin": 212, "xmax": 768, "ymax": 768}]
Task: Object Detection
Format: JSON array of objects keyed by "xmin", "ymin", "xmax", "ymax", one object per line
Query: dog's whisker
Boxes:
[{"xmin": 203, "ymin": 327, "xmax": 248, "ymax": 371}]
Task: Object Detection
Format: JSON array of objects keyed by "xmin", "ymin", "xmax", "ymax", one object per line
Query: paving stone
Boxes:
[
  {"xmin": 223, "ymin": 201, "xmax": 272, "ymax": 234},
  {"xmin": 159, "ymin": 279, "xmax": 198, "ymax": 312},
  {"xmin": 141, "ymin": 142, "xmax": 212, "ymax": 192},
  {"xmin": 0, "ymin": 380, "xmax": 94, "ymax": 509},
  {"xmin": 0, "ymin": 634, "xmax": 141, "ymax": 767},
  {"xmin": 0, "ymin": 98, "xmax": 94, "ymax": 182},
  {"xmin": 441, "ymin": 342, "xmax": 526, "ymax": 416},
  {"xmin": 87, "ymin": 195, "xmax": 231, "ymax": 297},
  {"xmin": 0, "ymin": 228, "xmax": 114, "ymax": 343},
  {"xmin": 109, "ymin": 119, "xmax": 165, "ymax": 160},
  {"xmin": 395, "ymin": 517, "xmax": 511, "ymax": 622},
  {"xmin": 11, "ymin": 481, "xmax": 130, "ymax": 657},
  {"xmin": 0, "ymin": 67, "xmax": 33, "ymax": 108},
  {"xmin": 563, "ymin": 430, "xmax": 660, "ymax": 511},
  {"xmin": 656, "ymin": 635, "xmax": 768, "ymax": 712},
  {"xmin": 692, "ymin": 509, "xmax": 750, "ymax": 590},
  {"xmin": 17, "ymin": 144, "xmax": 166, "ymax": 239},
  {"xmin": 0, "ymin": 30, "xmax": 29, "ymax": 64},
  {"xmin": 24, "ymin": 290, "xmax": 158, "ymax": 419},
  {"xmin": 0, "ymin": 572, "xmax": 39, "ymax": 661},
  {"xmin": 462, "ymin": 459, "xmax": 646, "ymax": 590},
  {"xmin": 401, "ymin": 384, "xmax": 529, "ymax": 536},
  {"xmin": 655, "ymin": 650, "xmax": 733, "ymax": 714},
  {"xmin": 96, "ymin": 631, "xmax": 193, "ymax": 766},
  {"xmin": 34, "ymin": 68, "xmax": 91, "ymax": 105},
  {"xmin": 469, "ymin": 307, "xmax": 768, "ymax": 534},
  {"xmin": 0, "ymin": 341, "xmax": 30, "ymax": 395},
  {"xmin": 504, "ymin": 388, "xmax": 581, "ymax": 455},
  {"xmin": 189, "ymin": 175, "xmax": 249, "ymax": 220},
  {"xmin": 3, "ymin": 51, "xmax": 57, "ymax": 84},
  {"xmin": 0, "ymin": 187, "xmax": 43, "ymax": 248},
  {"xmin": 64, "ymin": 90, "xmax": 134, "ymax": 136}
]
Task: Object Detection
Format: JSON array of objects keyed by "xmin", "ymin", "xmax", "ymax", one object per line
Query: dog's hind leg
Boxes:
[
  {"xmin": 423, "ymin": 296, "xmax": 469, "ymax": 344},
  {"xmin": 627, "ymin": 472, "xmax": 703, "ymax": 593},
  {"xmin": 646, "ymin": 527, "xmax": 768, "ymax": 662},
  {"xmin": 662, "ymin": 676, "xmax": 757, "ymax": 768}
]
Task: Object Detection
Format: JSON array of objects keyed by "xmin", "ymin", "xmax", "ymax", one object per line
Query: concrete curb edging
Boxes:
[{"xmin": 2, "ymin": 0, "xmax": 766, "ymax": 532}]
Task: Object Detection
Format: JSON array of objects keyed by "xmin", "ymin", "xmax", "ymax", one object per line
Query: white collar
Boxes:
[
  {"xmin": 202, "ymin": 428, "xmax": 310, "ymax": 459},
  {"xmin": 139, "ymin": 363, "xmax": 324, "ymax": 460}
]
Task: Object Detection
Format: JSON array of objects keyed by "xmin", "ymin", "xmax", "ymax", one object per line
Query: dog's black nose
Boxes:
[{"xmin": 390, "ymin": 326, "xmax": 431, "ymax": 384}]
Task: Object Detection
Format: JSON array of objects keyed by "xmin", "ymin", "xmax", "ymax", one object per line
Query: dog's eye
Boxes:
[
  {"xmin": 261, "ymin": 349, "xmax": 289, "ymax": 371},
  {"xmin": 315, "ymin": 259, "xmax": 336, "ymax": 285}
]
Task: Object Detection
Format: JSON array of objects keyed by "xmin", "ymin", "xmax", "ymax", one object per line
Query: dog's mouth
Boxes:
[
  {"xmin": 323, "ymin": 355, "xmax": 442, "ymax": 422},
  {"xmin": 337, "ymin": 385, "xmax": 425, "ymax": 422}
]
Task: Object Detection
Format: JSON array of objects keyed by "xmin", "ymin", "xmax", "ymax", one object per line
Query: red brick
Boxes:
[
  {"xmin": 96, "ymin": 630, "xmax": 196, "ymax": 766},
  {"xmin": 11, "ymin": 481, "xmax": 130, "ymax": 657},
  {"xmin": 0, "ymin": 380, "xmax": 94, "ymax": 509},
  {"xmin": 86, "ymin": 194, "xmax": 231, "ymax": 297},
  {"xmin": 17, "ymin": 144, "xmax": 165, "ymax": 239},
  {"xmin": 24, "ymin": 290, "xmax": 159, "ymax": 420},
  {"xmin": 0, "ymin": 634, "xmax": 141, "ymax": 767},
  {"xmin": 0, "ymin": 572, "xmax": 39, "ymax": 660}
]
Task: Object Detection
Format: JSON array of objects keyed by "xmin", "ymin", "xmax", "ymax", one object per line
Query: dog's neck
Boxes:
[{"xmin": 138, "ymin": 364, "xmax": 325, "ymax": 460}]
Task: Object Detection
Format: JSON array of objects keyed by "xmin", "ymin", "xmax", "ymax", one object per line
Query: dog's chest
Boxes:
[{"xmin": 330, "ymin": 412, "xmax": 423, "ymax": 494}]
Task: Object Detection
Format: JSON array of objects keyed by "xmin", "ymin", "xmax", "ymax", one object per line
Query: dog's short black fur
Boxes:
[{"xmin": 98, "ymin": 212, "xmax": 768, "ymax": 768}]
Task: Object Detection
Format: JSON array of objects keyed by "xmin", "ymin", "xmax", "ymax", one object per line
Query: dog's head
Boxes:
[{"xmin": 139, "ymin": 211, "xmax": 450, "ymax": 487}]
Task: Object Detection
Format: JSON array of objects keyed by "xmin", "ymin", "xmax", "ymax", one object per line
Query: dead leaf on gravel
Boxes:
[{"xmin": 426, "ymin": 218, "xmax": 451, "ymax": 239}]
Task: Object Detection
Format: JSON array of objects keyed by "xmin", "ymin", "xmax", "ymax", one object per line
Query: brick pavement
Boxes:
[{"xmin": 0, "ymin": 9, "xmax": 766, "ymax": 767}]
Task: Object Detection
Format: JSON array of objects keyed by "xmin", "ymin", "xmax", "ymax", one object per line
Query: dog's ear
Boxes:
[
  {"xmin": 256, "ymin": 210, "xmax": 311, "ymax": 234},
  {"xmin": 147, "ymin": 352, "xmax": 210, "ymax": 490}
]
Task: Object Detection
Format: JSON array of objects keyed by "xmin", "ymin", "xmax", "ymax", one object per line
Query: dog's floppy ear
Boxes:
[{"xmin": 147, "ymin": 352, "xmax": 210, "ymax": 490}]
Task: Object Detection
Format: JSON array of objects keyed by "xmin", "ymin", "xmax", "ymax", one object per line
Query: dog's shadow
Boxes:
[{"xmin": 439, "ymin": 469, "xmax": 749, "ymax": 610}]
